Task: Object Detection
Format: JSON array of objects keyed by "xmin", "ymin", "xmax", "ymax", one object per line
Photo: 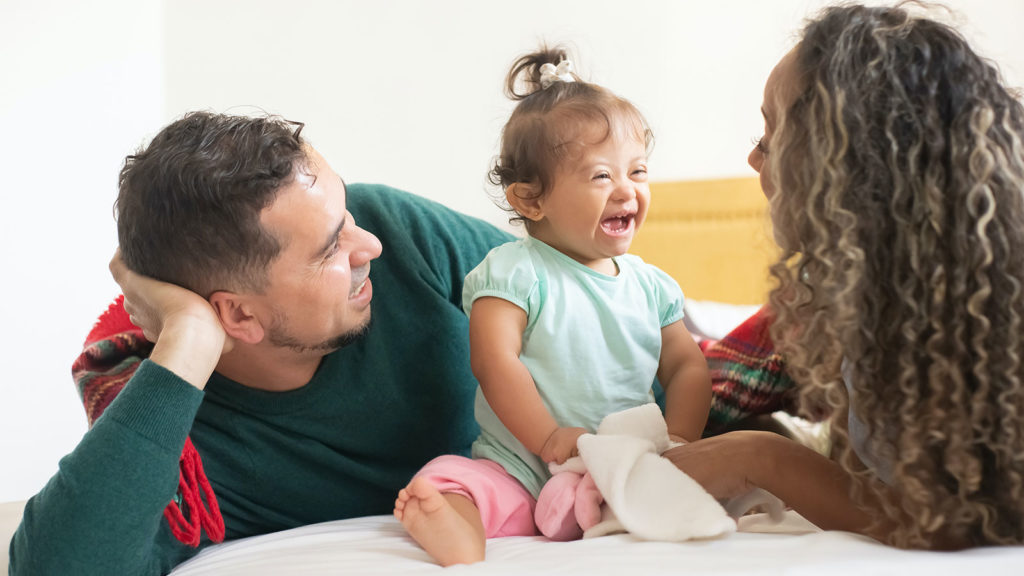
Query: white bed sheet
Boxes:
[{"xmin": 169, "ymin": 511, "xmax": 1024, "ymax": 576}]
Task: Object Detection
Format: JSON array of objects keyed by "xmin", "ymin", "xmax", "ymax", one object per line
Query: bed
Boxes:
[{"xmin": 4, "ymin": 178, "xmax": 1024, "ymax": 574}]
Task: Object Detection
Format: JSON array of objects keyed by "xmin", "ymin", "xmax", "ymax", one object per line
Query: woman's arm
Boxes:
[
  {"xmin": 663, "ymin": 431, "xmax": 895, "ymax": 538},
  {"xmin": 658, "ymin": 320, "xmax": 712, "ymax": 442},
  {"xmin": 469, "ymin": 296, "xmax": 584, "ymax": 463}
]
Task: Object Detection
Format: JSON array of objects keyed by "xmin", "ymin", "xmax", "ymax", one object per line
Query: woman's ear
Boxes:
[
  {"xmin": 506, "ymin": 183, "xmax": 544, "ymax": 222},
  {"xmin": 208, "ymin": 292, "xmax": 265, "ymax": 345}
]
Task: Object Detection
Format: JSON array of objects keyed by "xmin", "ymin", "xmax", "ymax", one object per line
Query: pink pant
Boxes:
[
  {"xmin": 415, "ymin": 455, "xmax": 538, "ymax": 537},
  {"xmin": 415, "ymin": 455, "xmax": 603, "ymax": 540}
]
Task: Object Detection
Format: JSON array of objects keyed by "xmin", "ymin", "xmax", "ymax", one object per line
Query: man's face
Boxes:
[{"xmin": 254, "ymin": 146, "xmax": 382, "ymax": 354}]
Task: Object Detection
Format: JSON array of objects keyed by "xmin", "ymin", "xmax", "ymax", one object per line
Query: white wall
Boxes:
[
  {"xmin": 161, "ymin": 0, "xmax": 1024, "ymax": 229},
  {"xmin": 0, "ymin": 1, "xmax": 164, "ymax": 502},
  {"xmin": 2, "ymin": 0, "xmax": 1022, "ymax": 503}
]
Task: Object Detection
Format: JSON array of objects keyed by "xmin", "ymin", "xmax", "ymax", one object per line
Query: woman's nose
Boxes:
[{"xmin": 748, "ymin": 147, "xmax": 763, "ymax": 173}]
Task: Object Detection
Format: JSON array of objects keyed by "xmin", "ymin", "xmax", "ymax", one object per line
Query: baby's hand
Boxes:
[
  {"xmin": 668, "ymin": 433, "xmax": 689, "ymax": 445},
  {"xmin": 540, "ymin": 427, "xmax": 587, "ymax": 464}
]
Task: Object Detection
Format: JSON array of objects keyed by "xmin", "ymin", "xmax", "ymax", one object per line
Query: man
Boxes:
[{"xmin": 9, "ymin": 112, "xmax": 512, "ymax": 575}]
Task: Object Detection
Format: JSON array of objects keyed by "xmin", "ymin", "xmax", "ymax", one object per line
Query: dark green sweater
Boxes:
[{"xmin": 9, "ymin": 184, "xmax": 512, "ymax": 575}]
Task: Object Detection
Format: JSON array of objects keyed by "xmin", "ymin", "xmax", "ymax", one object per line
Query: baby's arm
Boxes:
[
  {"xmin": 658, "ymin": 320, "xmax": 712, "ymax": 442},
  {"xmin": 469, "ymin": 296, "xmax": 585, "ymax": 463}
]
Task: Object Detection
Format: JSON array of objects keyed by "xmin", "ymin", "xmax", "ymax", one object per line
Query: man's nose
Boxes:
[{"xmin": 352, "ymin": 226, "xmax": 383, "ymax": 266}]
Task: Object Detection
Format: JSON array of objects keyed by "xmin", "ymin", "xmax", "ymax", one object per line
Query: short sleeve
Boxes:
[
  {"xmin": 462, "ymin": 240, "xmax": 540, "ymax": 317},
  {"xmin": 637, "ymin": 260, "xmax": 685, "ymax": 327}
]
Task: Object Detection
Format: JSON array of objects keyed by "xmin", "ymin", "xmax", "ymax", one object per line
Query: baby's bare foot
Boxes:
[{"xmin": 394, "ymin": 477, "xmax": 485, "ymax": 566}]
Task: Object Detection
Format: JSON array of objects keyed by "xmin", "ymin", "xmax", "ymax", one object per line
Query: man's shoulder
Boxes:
[
  {"xmin": 346, "ymin": 183, "xmax": 512, "ymax": 245},
  {"xmin": 346, "ymin": 183, "xmax": 445, "ymax": 218}
]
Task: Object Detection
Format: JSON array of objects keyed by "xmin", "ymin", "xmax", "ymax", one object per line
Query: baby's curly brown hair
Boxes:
[
  {"xmin": 766, "ymin": 2, "xmax": 1024, "ymax": 548},
  {"xmin": 488, "ymin": 45, "xmax": 653, "ymax": 229}
]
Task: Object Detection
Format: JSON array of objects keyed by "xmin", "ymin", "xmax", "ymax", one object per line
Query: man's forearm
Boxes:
[{"xmin": 9, "ymin": 362, "xmax": 206, "ymax": 575}]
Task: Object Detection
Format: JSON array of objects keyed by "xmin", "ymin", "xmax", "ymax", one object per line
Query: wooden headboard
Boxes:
[{"xmin": 631, "ymin": 177, "xmax": 778, "ymax": 305}]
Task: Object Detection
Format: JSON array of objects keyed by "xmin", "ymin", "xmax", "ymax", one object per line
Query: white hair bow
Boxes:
[{"xmin": 539, "ymin": 60, "xmax": 576, "ymax": 88}]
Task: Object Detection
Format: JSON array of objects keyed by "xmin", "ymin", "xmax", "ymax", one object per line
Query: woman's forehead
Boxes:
[{"xmin": 764, "ymin": 49, "xmax": 801, "ymax": 129}]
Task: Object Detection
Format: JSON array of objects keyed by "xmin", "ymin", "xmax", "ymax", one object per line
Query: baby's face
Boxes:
[{"xmin": 529, "ymin": 127, "xmax": 649, "ymax": 274}]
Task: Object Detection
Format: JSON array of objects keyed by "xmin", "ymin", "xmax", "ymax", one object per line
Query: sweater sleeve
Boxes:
[{"xmin": 9, "ymin": 360, "xmax": 206, "ymax": 576}]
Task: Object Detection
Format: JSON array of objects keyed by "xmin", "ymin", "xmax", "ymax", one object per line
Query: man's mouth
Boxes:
[{"xmin": 350, "ymin": 267, "xmax": 370, "ymax": 298}]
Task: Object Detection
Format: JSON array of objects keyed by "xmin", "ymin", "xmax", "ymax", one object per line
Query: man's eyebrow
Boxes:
[
  {"xmin": 318, "ymin": 213, "xmax": 346, "ymax": 258},
  {"xmin": 317, "ymin": 176, "xmax": 349, "ymax": 258}
]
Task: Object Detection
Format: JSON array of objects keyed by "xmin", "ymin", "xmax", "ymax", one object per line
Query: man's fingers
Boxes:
[{"xmin": 109, "ymin": 248, "xmax": 125, "ymax": 280}]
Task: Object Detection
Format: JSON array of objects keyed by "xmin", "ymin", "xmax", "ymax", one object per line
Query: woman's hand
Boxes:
[
  {"xmin": 540, "ymin": 426, "xmax": 587, "ymax": 464},
  {"xmin": 662, "ymin": 431, "xmax": 773, "ymax": 500},
  {"xmin": 110, "ymin": 249, "xmax": 231, "ymax": 389},
  {"xmin": 665, "ymin": 429, "xmax": 892, "ymax": 540}
]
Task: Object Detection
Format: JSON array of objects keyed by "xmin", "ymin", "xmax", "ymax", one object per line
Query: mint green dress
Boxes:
[{"xmin": 465, "ymin": 236, "xmax": 685, "ymax": 497}]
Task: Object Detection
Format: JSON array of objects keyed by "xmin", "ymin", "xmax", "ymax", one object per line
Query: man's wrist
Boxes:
[{"xmin": 149, "ymin": 315, "xmax": 225, "ymax": 390}]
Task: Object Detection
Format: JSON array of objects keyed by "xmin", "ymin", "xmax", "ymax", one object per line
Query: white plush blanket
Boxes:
[{"xmin": 551, "ymin": 403, "xmax": 767, "ymax": 541}]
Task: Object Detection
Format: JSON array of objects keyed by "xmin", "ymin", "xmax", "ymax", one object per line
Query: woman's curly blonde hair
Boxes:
[{"xmin": 766, "ymin": 2, "xmax": 1024, "ymax": 548}]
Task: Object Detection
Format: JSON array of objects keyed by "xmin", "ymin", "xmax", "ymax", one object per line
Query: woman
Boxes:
[{"xmin": 670, "ymin": 2, "xmax": 1024, "ymax": 549}]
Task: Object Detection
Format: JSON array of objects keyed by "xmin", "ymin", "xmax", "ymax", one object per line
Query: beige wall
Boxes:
[{"xmin": 2, "ymin": 0, "xmax": 1022, "ymax": 502}]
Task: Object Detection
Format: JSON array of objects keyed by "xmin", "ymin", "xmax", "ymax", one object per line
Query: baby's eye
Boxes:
[{"xmin": 593, "ymin": 172, "xmax": 610, "ymax": 180}]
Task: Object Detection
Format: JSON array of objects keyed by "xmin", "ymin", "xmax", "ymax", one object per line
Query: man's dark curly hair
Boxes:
[{"xmin": 116, "ymin": 111, "xmax": 307, "ymax": 297}]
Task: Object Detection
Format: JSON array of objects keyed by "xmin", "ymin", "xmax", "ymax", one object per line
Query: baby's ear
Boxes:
[{"xmin": 506, "ymin": 183, "xmax": 544, "ymax": 222}]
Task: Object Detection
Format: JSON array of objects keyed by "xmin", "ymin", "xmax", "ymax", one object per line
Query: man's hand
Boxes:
[
  {"xmin": 539, "ymin": 426, "xmax": 587, "ymax": 464},
  {"xmin": 110, "ymin": 249, "xmax": 231, "ymax": 389}
]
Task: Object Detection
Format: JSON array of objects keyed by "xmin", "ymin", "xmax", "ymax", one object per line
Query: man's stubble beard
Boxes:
[{"xmin": 266, "ymin": 311, "xmax": 373, "ymax": 354}]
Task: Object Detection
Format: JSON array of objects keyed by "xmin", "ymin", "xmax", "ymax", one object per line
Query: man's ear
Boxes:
[
  {"xmin": 208, "ymin": 291, "xmax": 265, "ymax": 345},
  {"xmin": 505, "ymin": 183, "xmax": 544, "ymax": 222}
]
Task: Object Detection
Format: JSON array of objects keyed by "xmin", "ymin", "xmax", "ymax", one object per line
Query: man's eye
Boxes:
[{"xmin": 326, "ymin": 241, "xmax": 341, "ymax": 260}]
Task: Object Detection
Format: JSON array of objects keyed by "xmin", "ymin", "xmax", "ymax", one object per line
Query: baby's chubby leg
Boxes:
[{"xmin": 394, "ymin": 477, "xmax": 485, "ymax": 566}]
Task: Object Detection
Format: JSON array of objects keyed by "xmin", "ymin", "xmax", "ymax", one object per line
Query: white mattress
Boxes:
[{"xmin": 168, "ymin": 512, "xmax": 1024, "ymax": 576}]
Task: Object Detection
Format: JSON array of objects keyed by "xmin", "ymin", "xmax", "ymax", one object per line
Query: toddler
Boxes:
[{"xmin": 394, "ymin": 46, "xmax": 711, "ymax": 565}]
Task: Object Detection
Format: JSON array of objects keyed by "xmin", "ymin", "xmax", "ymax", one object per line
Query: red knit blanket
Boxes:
[{"xmin": 71, "ymin": 296, "xmax": 224, "ymax": 547}]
